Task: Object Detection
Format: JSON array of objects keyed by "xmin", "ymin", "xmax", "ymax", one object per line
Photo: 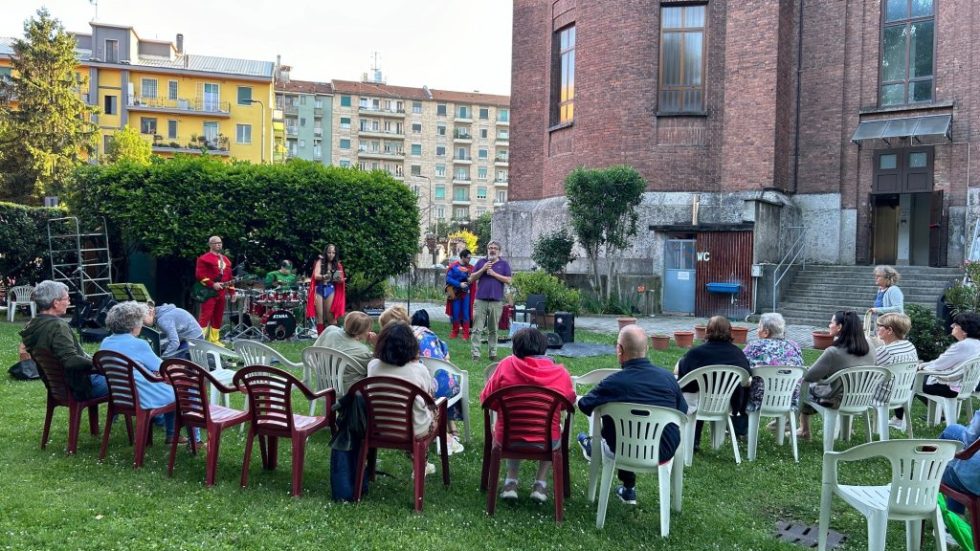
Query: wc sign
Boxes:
[{"xmin": 696, "ymin": 251, "xmax": 711, "ymax": 262}]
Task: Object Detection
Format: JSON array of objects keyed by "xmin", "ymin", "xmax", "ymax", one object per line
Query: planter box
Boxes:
[
  {"xmin": 673, "ymin": 330, "xmax": 694, "ymax": 349},
  {"xmin": 651, "ymin": 334, "xmax": 670, "ymax": 351}
]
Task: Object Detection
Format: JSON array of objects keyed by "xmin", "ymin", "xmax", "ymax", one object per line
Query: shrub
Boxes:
[
  {"xmin": 511, "ymin": 270, "xmax": 581, "ymax": 314},
  {"xmin": 944, "ymin": 260, "xmax": 980, "ymax": 315},
  {"xmin": 0, "ymin": 201, "xmax": 66, "ymax": 285},
  {"xmin": 906, "ymin": 303, "xmax": 953, "ymax": 362},
  {"xmin": 531, "ymin": 229, "xmax": 576, "ymax": 276}
]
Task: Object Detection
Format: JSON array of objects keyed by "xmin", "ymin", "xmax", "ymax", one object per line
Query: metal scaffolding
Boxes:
[{"xmin": 47, "ymin": 216, "xmax": 113, "ymax": 301}]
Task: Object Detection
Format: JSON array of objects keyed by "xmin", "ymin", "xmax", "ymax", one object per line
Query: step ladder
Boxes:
[{"xmin": 47, "ymin": 216, "xmax": 113, "ymax": 301}]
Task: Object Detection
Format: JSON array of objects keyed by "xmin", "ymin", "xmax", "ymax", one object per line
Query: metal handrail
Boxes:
[{"xmin": 772, "ymin": 226, "xmax": 807, "ymax": 311}]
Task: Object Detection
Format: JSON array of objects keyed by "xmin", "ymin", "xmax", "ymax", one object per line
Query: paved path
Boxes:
[{"xmin": 392, "ymin": 300, "xmax": 824, "ymax": 346}]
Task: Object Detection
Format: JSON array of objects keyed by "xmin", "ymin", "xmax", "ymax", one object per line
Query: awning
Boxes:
[{"xmin": 851, "ymin": 114, "xmax": 951, "ymax": 144}]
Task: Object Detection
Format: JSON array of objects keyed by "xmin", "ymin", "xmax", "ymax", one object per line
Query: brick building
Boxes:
[{"xmin": 497, "ymin": 0, "xmax": 979, "ymax": 316}]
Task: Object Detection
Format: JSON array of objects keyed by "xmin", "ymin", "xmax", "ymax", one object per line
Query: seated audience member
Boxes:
[
  {"xmin": 313, "ymin": 311, "xmax": 376, "ymax": 390},
  {"xmin": 20, "ymin": 280, "xmax": 108, "ymax": 400},
  {"xmin": 800, "ymin": 311, "xmax": 875, "ymax": 439},
  {"xmin": 675, "ymin": 315, "xmax": 751, "ymax": 448},
  {"xmin": 411, "ymin": 309, "xmax": 463, "ymax": 454},
  {"xmin": 379, "ymin": 305, "xmax": 411, "ymax": 328},
  {"xmin": 143, "ymin": 300, "xmax": 203, "ymax": 359},
  {"xmin": 99, "ymin": 301, "xmax": 193, "ymax": 445},
  {"xmin": 577, "ymin": 325, "xmax": 687, "ymax": 506},
  {"xmin": 872, "ymin": 313, "xmax": 918, "ymax": 431},
  {"xmin": 940, "ymin": 410, "xmax": 980, "ymax": 515},
  {"xmin": 480, "ymin": 328, "xmax": 575, "ymax": 504},
  {"xmin": 742, "ymin": 313, "xmax": 803, "ymax": 415},
  {"xmin": 917, "ymin": 312, "xmax": 980, "ymax": 411}
]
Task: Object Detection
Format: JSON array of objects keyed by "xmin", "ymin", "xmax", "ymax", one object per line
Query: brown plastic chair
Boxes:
[
  {"xmin": 160, "ymin": 359, "xmax": 249, "ymax": 486},
  {"xmin": 234, "ymin": 365, "xmax": 334, "ymax": 497},
  {"xmin": 93, "ymin": 350, "xmax": 178, "ymax": 468},
  {"xmin": 940, "ymin": 437, "xmax": 980, "ymax": 551},
  {"xmin": 480, "ymin": 385, "xmax": 574, "ymax": 522},
  {"xmin": 347, "ymin": 376, "xmax": 450, "ymax": 512},
  {"xmin": 32, "ymin": 348, "xmax": 108, "ymax": 454}
]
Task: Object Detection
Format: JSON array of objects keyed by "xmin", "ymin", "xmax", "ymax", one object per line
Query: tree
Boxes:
[
  {"xmin": 532, "ymin": 229, "xmax": 576, "ymax": 276},
  {"xmin": 0, "ymin": 9, "xmax": 97, "ymax": 203},
  {"xmin": 103, "ymin": 126, "xmax": 152, "ymax": 166},
  {"xmin": 448, "ymin": 229, "xmax": 478, "ymax": 256},
  {"xmin": 565, "ymin": 165, "xmax": 645, "ymax": 300},
  {"xmin": 472, "ymin": 211, "xmax": 493, "ymax": 255}
]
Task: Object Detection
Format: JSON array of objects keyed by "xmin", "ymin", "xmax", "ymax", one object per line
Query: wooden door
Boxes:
[{"xmin": 929, "ymin": 189, "xmax": 946, "ymax": 267}]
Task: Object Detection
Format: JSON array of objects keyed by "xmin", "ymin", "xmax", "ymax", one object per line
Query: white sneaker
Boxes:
[
  {"xmin": 530, "ymin": 481, "xmax": 548, "ymax": 503},
  {"xmin": 448, "ymin": 435, "xmax": 465, "ymax": 455},
  {"xmin": 411, "ymin": 461, "xmax": 436, "ymax": 480},
  {"xmin": 946, "ymin": 532, "xmax": 960, "ymax": 548},
  {"xmin": 888, "ymin": 417, "xmax": 906, "ymax": 431}
]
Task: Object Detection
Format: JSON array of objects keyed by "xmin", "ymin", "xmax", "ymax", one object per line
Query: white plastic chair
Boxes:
[
  {"xmin": 746, "ymin": 365, "xmax": 804, "ymax": 462},
  {"xmin": 186, "ymin": 338, "xmax": 241, "ymax": 407},
  {"xmin": 572, "ymin": 368, "xmax": 620, "ymax": 431},
  {"xmin": 873, "ymin": 361, "xmax": 918, "ymax": 440},
  {"xmin": 302, "ymin": 346, "xmax": 362, "ymax": 415},
  {"xmin": 804, "ymin": 366, "xmax": 889, "ymax": 453},
  {"xmin": 586, "ymin": 403, "xmax": 687, "ymax": 535},
  {"xmin": 915, "ymin": 355, "xmax": 980, "ymax": 428},
  {"xmin": 7, "ymin": 284, "xmax": 36, "ymax": 322},
  {"xmin": 232, "ymin": 340, "xmax": 307, "ymax": 386},
  {"xmin": 817, "ymin": 439, "xmax": 961, "ymax": 551},
  {"xmin": 420, "ymin": 356, "xmax": 471, "ymax": 442},
  {"xmin": 676, "ymin": 364, "xmax": 750, "ymax": 466}
]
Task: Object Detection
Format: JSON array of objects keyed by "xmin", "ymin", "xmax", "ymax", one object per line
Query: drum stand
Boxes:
[{"xmin": 225, "ymin": 290, "xmax": 265, "ymax": 341}]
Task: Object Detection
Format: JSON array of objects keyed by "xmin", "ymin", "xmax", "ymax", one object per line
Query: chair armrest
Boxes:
[
  {"xmin": 132, "ymin": 361, "xmax": 167, "ymax": 383},
  {"xmin": 956, "ymin": 437, "xmax": 980, "ymax": 460},
  {"xmin": 201, "ymin": 369, "xmax": 241, "ymax": 394},
  {"xmin": 913, "ymin": 371, "xmax": 928, "ymax": 394}
]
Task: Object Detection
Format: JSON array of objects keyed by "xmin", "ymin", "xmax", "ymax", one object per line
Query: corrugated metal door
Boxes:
[{"xmin": 694, "ymin": 231, "xmax": 753, "ymax": 319}]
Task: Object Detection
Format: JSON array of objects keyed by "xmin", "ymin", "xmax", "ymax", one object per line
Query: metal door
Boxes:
[{"xmin": 663, "ymin": 239, "xmax": 696, "ymax": 314}]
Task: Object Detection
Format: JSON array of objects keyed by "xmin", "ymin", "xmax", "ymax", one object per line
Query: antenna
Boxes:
[
  {"xmin": 89, "ymin": 0, "xmax": 98, "ymax": 21},
  {"xmin": 370, "ymin": 51, "xmax": 384, "ymax": 84}
]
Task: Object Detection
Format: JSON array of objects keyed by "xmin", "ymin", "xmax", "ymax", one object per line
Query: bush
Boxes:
[
  {"xmin": 906, "ymin": 303, "xmax": 953, "ymax": 362},
  {"xmin": 944, "ymin": 260, "xmax": 980, "ymax": 315},
  {"xmin": 511, "ymin": 270, "xmax": 581, "ymax": 314},
  {"xmin": 531, "ymin": 229, "xmax": 575, "ymax": 276},
  {"xmin": 0, "ymin": 201, "xmax": 66, "ymax": 285}
]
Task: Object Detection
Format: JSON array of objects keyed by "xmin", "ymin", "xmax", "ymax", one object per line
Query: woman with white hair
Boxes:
[
  {"xmin": 98, "ymin": 301, "xmax": 187, "ymax": 444},
  {"xmin": 869, "ymin": 265, "xmax": 904, "ymax": 315},
  {"xmin": 742, "ymin": 312, "xmax": 804, "ymax": 412}
]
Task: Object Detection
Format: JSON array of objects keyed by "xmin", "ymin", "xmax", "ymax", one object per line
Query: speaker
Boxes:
[
  {"xmin": 545, "ymin": 332, "xmax": 564, "ymax": 349},
  {"xmin": 553, "ymin": 312, "xmax": 575, "ymax": 344}
]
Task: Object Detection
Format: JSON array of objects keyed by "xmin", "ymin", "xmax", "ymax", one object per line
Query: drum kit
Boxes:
[{"xmin": 226, "ymin": 281, "xmax": 315, "ymax": 341}]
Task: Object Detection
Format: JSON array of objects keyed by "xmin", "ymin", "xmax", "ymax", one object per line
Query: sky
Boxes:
[{"xmin": 1, "ymin": 1, "xmax": 514, "ymax": 95}]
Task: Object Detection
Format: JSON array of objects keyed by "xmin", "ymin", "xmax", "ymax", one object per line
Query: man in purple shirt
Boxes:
[{"xmin": 468, "ymin": 240, "xmax": 512, "ymax": 361}]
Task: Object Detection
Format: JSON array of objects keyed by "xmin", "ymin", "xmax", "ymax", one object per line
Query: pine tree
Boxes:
[{"xmin": 0, "ymin": 8, "xmax": 97, "ymax": 203}]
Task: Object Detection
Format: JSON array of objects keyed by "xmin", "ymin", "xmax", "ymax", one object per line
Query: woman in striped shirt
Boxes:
[{"xmin": 873, "ymin": 313, "xmax": 919, "ymax": 432}]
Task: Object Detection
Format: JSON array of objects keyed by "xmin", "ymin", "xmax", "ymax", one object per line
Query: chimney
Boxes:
[{"xmin": 176, "ymin": 33, "xmax": 184, "ymax": 54}]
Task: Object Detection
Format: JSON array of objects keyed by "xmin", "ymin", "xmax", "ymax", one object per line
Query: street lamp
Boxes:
[{"xmin": 244, "ymin": 99, "xmax": 266, "ymax": 163}]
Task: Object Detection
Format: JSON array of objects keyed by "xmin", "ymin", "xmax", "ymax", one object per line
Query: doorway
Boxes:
[{"xmin": 663, "ymin": 239, "xmax": 695, "ymax": 314}]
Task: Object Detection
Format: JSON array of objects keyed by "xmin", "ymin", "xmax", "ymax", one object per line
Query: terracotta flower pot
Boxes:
[
  {"xmin": 694, "ymin": 325, "xmax": 707, "ymax": 341},
  {"xmin": 651, "ymin": 334, "xmax": 671, "ymax": 351},
  {"xmin": 731, "ymin": 326, "xmax": 749, "ymax": 345},
  {"xmin": 617, "ymin": 317, "xmax": 637, "ymax": 330},
  {"xmin": 673, "ymin": 330, "xmax": 695, "ymax": 349},
  {"xmin": 812, "ymin": 330, "xmax": 835, "ymax": 350}
]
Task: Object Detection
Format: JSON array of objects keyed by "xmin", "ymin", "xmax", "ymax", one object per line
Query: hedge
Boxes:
[{"xmin": 0, "ymin": 201, "xmax": 67, "ymax": 286}]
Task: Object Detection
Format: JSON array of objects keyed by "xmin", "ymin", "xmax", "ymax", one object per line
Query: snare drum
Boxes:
[{"xmin": 261, "ymin": 309, "xmax": 296, "ymax": 340}]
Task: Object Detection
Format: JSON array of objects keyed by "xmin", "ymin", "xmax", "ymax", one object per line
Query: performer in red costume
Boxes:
[
  {"xmin": 195, "ymin": 236, "xmax": 234, "ymax": 343},
  {"xmin": 305, "ymin": 243, "xmax": 346, "ymax": 335}
]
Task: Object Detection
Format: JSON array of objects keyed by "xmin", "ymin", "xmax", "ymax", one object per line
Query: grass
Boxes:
[{"xmin": 0, "ymin": 318, "xmax": 955, "ymax": 550}]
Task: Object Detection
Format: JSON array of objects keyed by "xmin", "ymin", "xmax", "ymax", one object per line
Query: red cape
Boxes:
[
  {"xmin": 444, "ymin": 260, "xmax": 475, "ymax": 319},
  {"xmin": 306, "ymin": 260, "xmax": 346, "ymax": 320}
]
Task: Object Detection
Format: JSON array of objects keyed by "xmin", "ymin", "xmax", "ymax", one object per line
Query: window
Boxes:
[
  {"xmin": 435, "ymin": 185, "xmax": 446, "ymax": 200},
  {"xmin": 478, "ymin": 148, "xmax": 489, "ymax": 160},
  {"xmin": 313, "ymin": 144, "xmax": 322, "ymax": 158},
  {"xmin": 453, "ymin": 207, "xmax": 469, "ymax": 220},
  {"xmin": 203, "ymin": 122, "xmax": 218, "ymax": 144},
  {"xmin": 411, "ymin": 165, "xmax": 422, "ymax": 176},
  {"xmin": 437, "ymin": 103, "xmax": 447, "ymax": 116},
  {"xmin": 478, "ymin": 167, "xmax": 488, "ymax": 180},
  {"xmin": 300, "ymin": 117, "xmax": 306, "ymax": 127},
  {"xmin": 236, "ymin": 124, "xmax": 252, "ymax": 144},
  {"xmin": 497, "ymin": 108, "xmax": 510, "ymax": 123},
  {"xmin": 456, "ymin": 147, "xmax": 469, "ymax": 160},
  {"xmin": 880, "ymin": 0, "xmax": 934, "ymax": 106},
  {"xmin": 0, "ymin": 67, "xmax": 10, "ymax": 84},
  {"xmin": 457, "ymin": 105, "xmax": 470, "ymax": 119},
  {"xmin": 476, "ymin": 207, "xmax": 487, "ymax": 216},
  {"xmin": 412, "ymin": 123, "xmax": 422, "ymax": 133},
  {"xmin": 340, "ymin": 95, "xmax": 352, "ymax": 107},
  {"xmin": 300, "ymin": 95, "xmax": 307, "ymax": 106},
  {"xmin": 480, "ymin": 128, "xmax": 489, "ymax": 139},
  {"xmin": 237, "ymin": 86, "xmax": 253, "ymax": 105},
  {"xmin": 436, "ymin": 145, "xmax": 446, "ymax": 157},
  {"xmin": 339, "ymin": 159, "xmax": 351, "ymax": 168},
  {"xmin": 454, "ymin": 188, "xmax": 469, "ymax": 201},
  {"xmin": 659, "ymin": 5, "xmax": 705, "ymax": 113},
  {"xmin": 299, "ymin": 139, "xmax": 306, "ymax": 148},
  {"xmin": 551, "ymin": 25, "xmax": 576, "ymax": 124},
  {"xmin": 495, "ymin": 190, "xmax": 507, "ymax": 203},
  {"xmin": 103, "ymin": 95, "xmax": 117, "ymax": 115},
  {"xmin": 168, "ymin": 80, "xmax": 178, "ymax": 101},
  {"xmin": 315, "ymin": 98, "xmax": 323, "ymax": 109},
  {"xmin": 105, "ymin": 39, "xmax": 118, "ymax": 63},
  {"xmin": 140, "ymin": 117, "xmax": 157, "ymax": 135},
  {"xmin": 437, "ymin": 124, "xmax": 447, "ymax": 136},
  {"xmin": 413, "ymin": 101, "xmax": 423, "ymax": 114},
  {"xmin": 167, "ymin": 119, "xmax": 177, "ymax": 139},
  {"xmin": 496, "ymin": 169, "xmax": 509, "ymax": 182},
  {"xmin": 141, "ymin": 78, "xmax": 158, "ymax": 99},
  {"xmin": 340, "ymin": 117, "xmax": 351, "ymax": 129},
  {"xmin": 435, "ymin": 163, "xmax": 446, "ymax": 177},
  {"xmin": 476, "ymin": 186, "xmax": 488, "ymax": 200},
  {"xmin": 340, "ymin": 138, "xmax": 351, "ymax": 149},
  {"xmin": 479, "ymin": 107, "xmax": 489, "ymax": 120},
  {"xmin": 454, "ymin": 168, "xmax": 470, "ymax": 181},
  {"xmin": 497, "ymin": 130, "xmax": 510, "ymax": 140},
  {"xmin": 411, "ymin": 143, "xmax": 422, "ymax": 156},
  {"xmin": 436, "ymin": 206, "xmax": 446, "ymax": 219}
]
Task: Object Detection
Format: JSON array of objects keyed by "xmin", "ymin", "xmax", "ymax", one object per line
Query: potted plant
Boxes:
[
  {"xmin": 673, "ymin": 330, "xmax": 694, "ymax": 349},
  {"xmin": 694, "ymin": 324, "xmax": 707, "ymax": 341},
  {"xmin": 731, "ymin": 325, "xmax": 749, "ymax": 345},
  {"xmin": 812, "ymin": 330, "xmax": 834, "ymax": 350},
  {"xmin": 651, "ymin": 334, "xmax": 670, "ymax": 351},
  {"xmin": 617, "ymin": 317, "xmax": 637, "ymax": 330},
  {"xmin": 511, "ymin": 270, "xmax": 582, "ymax": 317}
]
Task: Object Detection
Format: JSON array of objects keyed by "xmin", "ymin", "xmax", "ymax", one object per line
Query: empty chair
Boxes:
[
  {"xmin": 302, "ymin": 346, "xmax": 362, "ymax": 416},
  {"xmin": 161, "ymin": 359, "xmax": 249, "ymax": 486},
  {"xmin": 234, "ymin": 365, "xmax": 333, "ymax": 497},
  {"xmin": 572, "ymin": 368, "xmax": 620, "ymax": 396},
  {"xmin": 7, "ymin": 284, "xmax": 37, "ymax": 322},
  {"xmin": 818, "ymin": 439, "xmax": 960, "ymax": 551},
  {"xmin": 233, "ymin": 340, "xmax": 307, "ymax": 386},
  {"xmin": 804, "ymin": 366, "xmax": 890, "ymax": 453},
  {"xmin": 187, "ymin": 338, "xmax": 241, "ymax": 407},
  {"xmin": 915, "ymin": 355, "xmax": 980, "ymax": 428},
  {"xmin": 676, "ymin": 364, "xmax": 750, "ymax": 466},
  {"xmin": 513, "ymin": 293, "xmax": 547, "ymax": 327},
  {"xmin": 420, "ymin": 356, "xmax": 472, "ymax": 442},
  {"xmin": 587, "ymin": 403, "xmax": 687, "ymax": 535},
  {"xmin": 746, "ymin": 366, "xmax": 805, "ymax": 462},
  {"xmin": 873, "ymin": 361, "xmax": 918, "ymax": 440},
  {"xmin": 33, "ymin": 348, "xmax": 108, "ymax": 455}
]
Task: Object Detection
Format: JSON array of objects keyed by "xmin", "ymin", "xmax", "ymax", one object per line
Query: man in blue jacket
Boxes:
[{"xmin": 577, "ymin": 324, "xmax": 687, "ymax": 505}]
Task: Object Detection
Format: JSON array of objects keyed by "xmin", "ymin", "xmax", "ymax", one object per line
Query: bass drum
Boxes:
[{"xmin": 261, "ymin": 309, "xmax": 296, "ymax": 341}]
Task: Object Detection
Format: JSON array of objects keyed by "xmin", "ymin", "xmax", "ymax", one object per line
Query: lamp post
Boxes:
[{"xmin": 245, "ymin": 98, "xmax": 266, "ymax": 163}]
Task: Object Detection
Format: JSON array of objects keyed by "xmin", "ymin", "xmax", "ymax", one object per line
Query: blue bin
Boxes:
[{"xmin": 706, "ymin": 282, "xmax": 741, "ymax": 294}]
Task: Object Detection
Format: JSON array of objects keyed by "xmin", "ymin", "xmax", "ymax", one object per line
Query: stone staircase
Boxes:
[{"xmin": 773, "ymin": 265, "xmax": 963, "ymax": 327}]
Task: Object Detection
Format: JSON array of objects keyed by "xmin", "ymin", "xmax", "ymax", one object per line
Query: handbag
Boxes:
[{"xmin": 8, "ymin": 359, "xmax": 40, "ymax": 380}]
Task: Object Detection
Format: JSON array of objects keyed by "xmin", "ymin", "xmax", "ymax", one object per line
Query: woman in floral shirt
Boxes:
[
  {"xmin": 411, "ymin": 309, "xmax": 464, "ymax": 454},
  {"xmin": 742, "ymin": 313, "xmax": 804, "ymax": 412}
]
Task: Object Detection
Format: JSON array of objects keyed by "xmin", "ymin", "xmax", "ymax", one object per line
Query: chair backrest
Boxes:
[
  {"xmin": 526, "ymin": 293, "xmax": 546, "ymax": 312},
  {"xmin": 571, "ymin": 368, "xmax": 619, "ymax": 393},
  {"xmin": 481, "ymin": 385, "xmax": 574, "ymax": 454},
  {"xmin": 233, "ymin": 365, "xmax": 303, "ymax": 434},
  {"xmin": 752, "ymin": 366, "xmax": 804, "ymax": 415},
  {"xmin": 420, "ymin": 356, "xmax": 469, "ymax": 391},
  {"xmin": 31, "ymin": 348, "xmax": 72, "ymax": 404},
  {"xmin": 187, "ymin": 339, "xmax": 240, "ymax": 371},
  {"xmin": 92, "ymin": 350, "xmax": 144, "ymax": 413},
  {"xmin": 303, "ymin": 346, "xmax": 357, "ymax": 396},
  {"xmin": 234, "ymin": 340, "xmax": 288, "ymax": 367},
  {"xmin": 160, "ymin": 359, "xmax": 219, "ymax": 426},
  {"xmin": 955, "ymin": 355, "xmax": 980, "ymax": 399},
  {"xmin": 883, "ymin": 361, "xmax": 918, "ymax": 407},
  {"xmin": 592, "ymin": 402, "xmax": 687, "ymax": 470},
  {"xmin": 347, "ymin": 376, "xmax": 437, "ymax": 446},
  {"xmin": 676, "ymin": 364, "xmax": 749, "ymax": 419},
  {"xmin": 10, "ymin": 285, "xmax": 35, "ymax": 302},
  {"xmin": 825, "ymin": 365, "xmax": 890, "ymax": 415}
]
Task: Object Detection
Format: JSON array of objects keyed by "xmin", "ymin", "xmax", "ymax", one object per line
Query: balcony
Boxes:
[
  {"xmin": 494, "ymin": 178, "xmax": 509, "ymax": 186},
  {"xmin": 452, "ymin": 176, "xmax": 472, "ymax": 184},
  {"xmin": 453, "ymin": 155, "xmax": 472, "ymax": 164},
  {"xmin": 358, "ymin": 148, "xmax": 404, "ymax": 160},
  {"xmin": 452, "ymin": 196, "xmax": 471, "ymax": 205},
  {"xmin": 314, "ymin": 107, "xmax": 323, "ymax": 117},
  {"xmin": 494, "ymin": 155, "xmax": 509, "ymax": 166},
  {"xmin": 284, "ymin": 104, "xmax": 298, "ymax": 115},
  {"xmin": 358, "ymin": 105, "xmax": 405, "ymax": 118},
  {"xmin": 454, "ymin": 112, "xmax": 473, "ymax": 123},
  {"xmin": 496, "ymin": 117, "xmax": 510, "ymax": 126},
  {"xmin": 150, "ymin": 135, "xmax": 230, "ymax": 157},
  {"xmin": 273, "ymin": 109, "xmax": 284, "ymax": 121},
  {"xmin": 453, "ymin": 129, "xmax": 472, "ymax": 142},
  {"xmin": 313, "ymin": 127, "xmax": 323, "ymax": 136},
  {"xmin": 286, "ymin": 126, "xmax": 298, "ymax": 137},
  {"xmin": 358, "ymin": 127, "xmax": 404, "ymax": 139},
  {"xmin": 128, "ymin": 96, "xmax": 231, "ymax": 117}
]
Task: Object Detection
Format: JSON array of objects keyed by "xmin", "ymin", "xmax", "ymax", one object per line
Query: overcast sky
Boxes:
[{"xmin": 2, "ymin": 1, "xmax": 514, "ymax": 95}]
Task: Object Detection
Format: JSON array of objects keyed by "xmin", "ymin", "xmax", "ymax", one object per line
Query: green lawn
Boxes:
[{"xmin": 0, "ymin": 319, "xmax": 953, "ymax": 550}]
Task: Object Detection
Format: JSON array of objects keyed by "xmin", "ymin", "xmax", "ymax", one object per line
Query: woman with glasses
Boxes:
[{"xmin": 873, "ymin": 313, "xmax": 918, "ymax": 432}]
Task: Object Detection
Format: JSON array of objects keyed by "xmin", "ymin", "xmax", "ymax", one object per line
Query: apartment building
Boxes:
[
  {"xmin": 275, "ymin": 77, "xmax": 334, "ymax": 164},
  {"xmin": 0, "ymin": 21, "xmax": 275, "ymax": 163}
]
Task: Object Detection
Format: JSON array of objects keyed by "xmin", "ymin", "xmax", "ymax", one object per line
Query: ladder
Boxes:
[
  {"xmin": 47, "ymin": 216, "xmax": 113, "ymax": 301},
  {"xmin": 967, "ymin": 219, "xmax": 980, "ymax": 284}
]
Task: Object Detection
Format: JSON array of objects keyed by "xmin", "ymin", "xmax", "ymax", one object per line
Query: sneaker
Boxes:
[
  {"xmin": 577, "ymin": 432, "xmax": 592, "ymax": 462},
  {"xmin": 472, "ymin": 353, "xmax": 480, "ymax": 362},
  {"xmin": 489, "ymin": 353, "xmax": 497, "ymax": 361},
  {"xmin": 530, "ymin": 481, "xmax": 548, "ymax": 503},
  {"xmin": 616, "ymin": 485, "xmax": 637, "ymax": 505},
  {"xmin": 946, "ymin": 533, "xmax": 961, "ymax": 548},
  {"xmin": 889, "ymin": 416, "xmax": 907, "ymax": 431},
  {"xmin": 411, "ymin": 462, "xmax": 436, "ymax": 480},
  {"xmin": 448, "ymin": 435, "xmax": 465, "ymax": 455},
  {"xmin": 500, "ymin": 479, "xmax": 518, "ymax": 500}
]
